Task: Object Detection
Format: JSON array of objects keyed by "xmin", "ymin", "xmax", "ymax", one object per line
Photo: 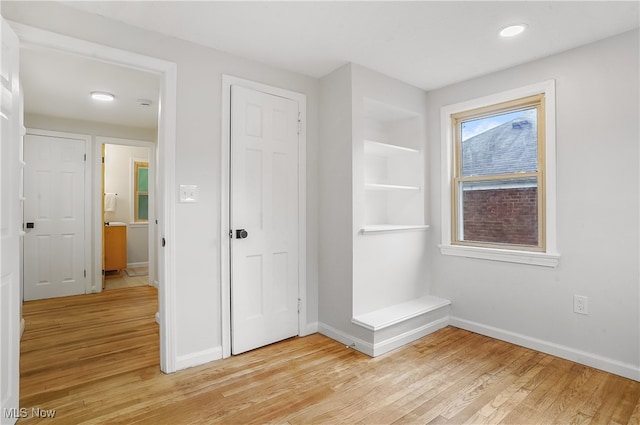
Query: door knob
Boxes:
[{"xmin": 236, "ymin": 229, "xmax": 248, "ymax": 239}]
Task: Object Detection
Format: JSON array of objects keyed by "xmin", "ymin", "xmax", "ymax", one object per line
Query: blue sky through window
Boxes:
[{"xmin": 461, "ymin": 109, "xmax": 536, "ymax": 141}]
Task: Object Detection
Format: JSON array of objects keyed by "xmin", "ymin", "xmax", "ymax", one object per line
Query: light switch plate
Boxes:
[{"xmin": 179, "ymin": 184, "xmax": 198, "ymax": 203}]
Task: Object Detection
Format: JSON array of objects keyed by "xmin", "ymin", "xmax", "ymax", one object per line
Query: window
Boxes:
[
  {"xmin": 134, "ymin": 161, "xmax": 148, "ymax": 222},
  {"xmin": 453, "ymin": 95, "xmax": 543, "ymax": 250},
  {"xmin": 440, "ymin": 81, "xmax": 559, "ymax": 267}
]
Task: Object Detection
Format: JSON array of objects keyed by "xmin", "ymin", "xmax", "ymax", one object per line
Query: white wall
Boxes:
[
  {"xmin": 25, "ymin": 113, "xmax": 156, "ymax": 142},
  {"xmin": 2, "ymin": 1, "xmax": 320, "ymax": 363},
  {"xmin": 104, "ymin": 144, "xmax": 149, "ymax": 265},
  {"xmin": 426, "ymin": 30, "xmax": 639, "ymax": 378},
  {"xmin": 318, "ymin": 64, "xmax": 357, "ymax": 336}
]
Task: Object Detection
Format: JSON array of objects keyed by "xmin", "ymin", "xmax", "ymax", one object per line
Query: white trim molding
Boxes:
[
  {"xmin": 371, "ymin": 317, "xmax": 449, "ymax": 357},
  {"xmin": 450, "ymin": 317, "xmax": 640, "ymax": 382},
  {"xmin": 305, "ymin": 322, "xmax": 319, "ymax": 335},
  {"xmin": 439, "ymin": 244, "xmax": 560, "ymax": 267},
  {"xmin": 175, "ymin": 346, "xmax": 223, "ymax": 371},
  {"xmin": 318, "ymin": 322, "xmax": 374, "ymax": 356},
  {"xmin": 221, "ymin": 75, "xmax": 307, "ymax": 358},
  {"xmin": 12, "ymin": 22, "xmax": 179, "ymax": 374},
  {"xmin": 439, "ymin": 80, "xmax": 559, "ymax": 267}
]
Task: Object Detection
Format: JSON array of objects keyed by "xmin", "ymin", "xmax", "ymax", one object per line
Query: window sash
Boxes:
[
  {"xmin": 134, "ymin": 161, "xmax": 149, "ymax": 223},
  {"xmin": 451, "ymin": 94, "xmax": 546, "ymax": 252}
]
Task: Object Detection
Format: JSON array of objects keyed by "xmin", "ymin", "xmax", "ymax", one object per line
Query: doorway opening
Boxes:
[
  {"xmin": 13, "ymin": 21, "xmax": 177, "ymax": 373},
  {"xmin": 101, "ymin": 140, "xmax": 156, "ymax": 293}
]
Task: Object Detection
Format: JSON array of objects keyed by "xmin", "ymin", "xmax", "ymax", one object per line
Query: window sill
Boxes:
[{"xmin": 439, "ymin": 244, "xmax": 560, "ymax": 267}]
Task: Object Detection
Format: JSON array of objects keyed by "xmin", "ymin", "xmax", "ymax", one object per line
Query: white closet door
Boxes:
[
  {"xmin": 23, "ymin": 134, "xmax": 86, "ymax": 301},
  {"xmin": 230, "ymin": 85, "xmax": 299, "ymax": 355}
]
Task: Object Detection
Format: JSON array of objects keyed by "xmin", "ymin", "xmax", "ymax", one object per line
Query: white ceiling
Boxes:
[
  {"xmin": 21, "ymin": 47, "xmax": 160, "ymax": 129},
  {"xmin": 22, "ymin": 1, "xmax": 639, "ymax": 129}
]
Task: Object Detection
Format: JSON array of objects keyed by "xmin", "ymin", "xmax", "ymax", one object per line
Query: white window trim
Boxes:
[{"xmin": 439, "ymin": 80, "xmax": 559, "ymax": 267}]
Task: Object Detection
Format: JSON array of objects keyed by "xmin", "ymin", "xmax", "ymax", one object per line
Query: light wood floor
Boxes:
[{"xmin": 20, "ymin": 286, "xmax": 639, "ymax": 424}]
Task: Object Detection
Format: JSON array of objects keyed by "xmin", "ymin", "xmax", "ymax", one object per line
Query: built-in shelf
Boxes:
[
  {"xmin": 361, "ymin": 224, "xmax": 430, "ymax": 234},
  {"xmin": 363, "ymin": 135, "xmax": 424, "ymax": 227},
  {"xmin": 364, "ymin": 139, "xmax": 419, "ymax": 156},
  {"xmin": 365, "ymin": 183, "xmax": 420, "ymax": 191}
]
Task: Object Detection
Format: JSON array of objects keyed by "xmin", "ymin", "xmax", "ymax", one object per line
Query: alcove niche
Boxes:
[{"xmin": 319, "ymin": 63, "xmax": 450, "ymax": 357}]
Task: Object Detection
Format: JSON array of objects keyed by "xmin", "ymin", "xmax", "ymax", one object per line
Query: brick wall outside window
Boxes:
[{"xmin": 462, "ymin": 187, "xmax": 538, "ymax": 246}]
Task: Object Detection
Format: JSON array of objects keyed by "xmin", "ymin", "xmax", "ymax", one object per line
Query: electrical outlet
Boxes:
[{"xmin": 574, "ymin": 295, "xmax": 588, "ymax": 315}]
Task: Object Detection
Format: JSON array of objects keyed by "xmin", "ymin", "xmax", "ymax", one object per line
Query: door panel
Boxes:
[
  {"xmin": 23, "ymin": 134, "xmax": 85, "ymax": 301},
  {"xmin": 0, "ymin": 17, "xmax": 21, "ymax": 425},
  {"xmin": 231, "ymin": 85, "xmax": 299, "ymax": 355}
]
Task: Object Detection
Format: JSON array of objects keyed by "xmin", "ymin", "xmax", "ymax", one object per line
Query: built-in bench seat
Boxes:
[{"xmin": 352, "ymin": 295, "xmax": 450, "ymax": 331}]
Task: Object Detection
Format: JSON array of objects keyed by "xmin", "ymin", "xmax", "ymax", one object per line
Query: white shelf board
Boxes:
[
  {"xmin": 361, "ymin": 224, "xmax": 430, "ymax": 234},
  {"xmin": 352, "ymin": 295, "xmax": 451, "ymax": 331},
  {"xmin": 365, "ymin": 183, "xmax": 420, "ymax": 191},
  {"xmin": 364, "ymin": 140, "xmax": 419, "ymax": 156}
]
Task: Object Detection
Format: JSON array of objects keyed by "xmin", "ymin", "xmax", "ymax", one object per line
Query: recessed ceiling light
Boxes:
[
  {"xmin": 91, "ymin": 91, "xmax": 115, "ymax": 102},
  {"xmin": 499, "ymin": 24, "xmax": 527, "ymax": 38}
]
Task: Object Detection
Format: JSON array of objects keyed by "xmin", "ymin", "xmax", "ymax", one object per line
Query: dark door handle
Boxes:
[
  {"xmin": 236, "ymin": 229, "xmax": 248, "ymax": 239},
  {"xmin": 26, "ymin": 222, "xmax": 34, "ymax": 229}
]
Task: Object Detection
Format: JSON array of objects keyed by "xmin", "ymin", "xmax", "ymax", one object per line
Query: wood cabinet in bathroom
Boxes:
[{"xmin": 104, "ymin": 224, "xmax": 127, "ymax": 278}]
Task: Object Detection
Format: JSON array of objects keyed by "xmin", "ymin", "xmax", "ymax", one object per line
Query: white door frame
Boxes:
[
  {"xmin": 10, "ymin": 21, "xmax": 178, "ymax": 373},
  {"xmin": 24, "ymin": 128, "xmax": 92, "ymax": 295},
  {"xmin": 221, "ymin": 75, "xmax": 307, "ymax": 358},
  {"xmin": 1, "ymin": 17, "xmax": 22, "ymax": 424},
  {"xmin": 95, "ymin": 137, "xmax": 156, "ymax": 290}
]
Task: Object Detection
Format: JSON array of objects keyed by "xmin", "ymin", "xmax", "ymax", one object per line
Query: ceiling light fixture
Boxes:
[
  {"xmin": 91, "ymin": 91, "xmax": 115, "ymax": 102},
  {"xmin": 499, "ymin": 24, "xmax": 527, "ymax": 38}
]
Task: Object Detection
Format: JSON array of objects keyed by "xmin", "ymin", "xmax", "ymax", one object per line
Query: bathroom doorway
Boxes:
[{"xmin": 100, "ymin": 139, "xmax": 156, "ymax": 291}]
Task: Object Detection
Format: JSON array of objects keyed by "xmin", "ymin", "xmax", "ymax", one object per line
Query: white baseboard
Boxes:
[
  {"xmin": 127, "ymin": 261, "xmax": 149, "ymax": 269},
  {"xmin": 175, "ymin": 346, "xmax": 223, "ymax": 371},
  {"xmin": 373, "ymin": 316, "xmax": 450, "ymax": 357},
  {"xmin": 151, "ymin": 280, "xmax": 159, "ymax": 288},
  {"xmin": 318, "ymin": 322, "xmax": 374, "ymax": 356},
  {"xmin": 450, "ymin": 316, "xmax": 640, "ymax": 382},
  {"xmin": 319, "ymin": 316, "xmax": 450, "ymax": 358},
  {"xmin": 303, "ymin": 321, "xmax": 319, "ymax": 336}
]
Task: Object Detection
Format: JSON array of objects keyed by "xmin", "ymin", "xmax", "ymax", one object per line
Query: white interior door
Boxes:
[
  {"xmin": 23, "ymin": 134, "xmax": 86, "ymax": 301},
  {"xmin": 230, "ymin": 85, "xmax": 299, "ymax": 355},
  {"xmin": 0, "ymin": 17, "xmax": 22, "ymax": 425}
]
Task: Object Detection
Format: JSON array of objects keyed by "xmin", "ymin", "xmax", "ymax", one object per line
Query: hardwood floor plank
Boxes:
[
  {"xmin": 18, "ymin": 287, "xmax": 639, "ymax": 424},
  {"xmin": 606, "ymin": 376, "xmax": 640, "ymax": 425},
  {"xmin": 628, "ymin": 399, "xmax": 640, "ymax": 425},
  {"xmin": 392, "ymin": 341, "xmax": 523, "ymax": 423},
  {"xmin": 552, "ymin": 369, "xmax": 607, "ymax": 424},
  {"xmin": 460, "ymin": 355, "xmax": 550, "ymax": 424}
]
